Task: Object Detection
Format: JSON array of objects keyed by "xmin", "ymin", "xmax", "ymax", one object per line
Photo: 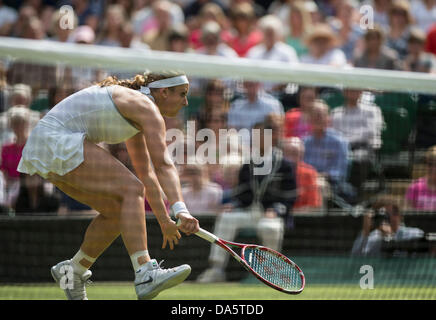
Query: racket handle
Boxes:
[{"xmin": 176, "ymin": 219, "xmax": 218, "ymax": 243}]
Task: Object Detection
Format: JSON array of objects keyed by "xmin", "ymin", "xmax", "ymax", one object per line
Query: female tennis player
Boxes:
[{"xmin": 17, "ymin": 71, "xmax": 200, "ymax": 300}]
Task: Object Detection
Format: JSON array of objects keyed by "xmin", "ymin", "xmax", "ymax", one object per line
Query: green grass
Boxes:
[{"xmin": 1, "ymin": 282, "xmax": 436, "ymax": 300}]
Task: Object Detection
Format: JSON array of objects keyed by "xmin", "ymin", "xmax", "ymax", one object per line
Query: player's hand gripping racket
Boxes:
[{"xmin": 178, "ymin": 220, "xmax": 305, "ymax": 294}]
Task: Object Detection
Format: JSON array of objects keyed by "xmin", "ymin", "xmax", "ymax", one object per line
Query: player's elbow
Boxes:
[{"xmin": 153, "ymin": 158, "xmax": 174, "ymax": 174}]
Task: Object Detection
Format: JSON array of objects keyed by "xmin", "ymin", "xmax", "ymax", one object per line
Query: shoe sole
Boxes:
[{"xmin": 137, "ymin": 267, "xmax": 191, "ymax": 300}]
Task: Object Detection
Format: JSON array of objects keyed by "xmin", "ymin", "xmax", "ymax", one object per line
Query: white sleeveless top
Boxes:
[
  {"xmin": 41, "ymin": 85, "xmax": 140, "ymax": 144},
  {"xmin": 18, "ymin": 85, "xmax": 140, "ymax": 178}
]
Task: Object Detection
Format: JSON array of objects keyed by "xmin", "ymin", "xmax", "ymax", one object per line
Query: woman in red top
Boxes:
[
  {"xmin": 225, "ymin": 2, "xmax": 263, "ymax": 57},
  {"xmin": 1, "ymin": 106, "xmax": 29, "ymax": 208},
  {"xmin": 284, "ymin": 86, "xmax": 317, "ymax": 139}
]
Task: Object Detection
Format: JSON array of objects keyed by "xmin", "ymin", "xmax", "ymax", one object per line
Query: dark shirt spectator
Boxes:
[
  {"xmin": 353, "ymin": 25, "xmax": 401, "ymax": 70},
  {"xmin": 402, "ymin": 27, "xmax": 436, "ymax": 73}
]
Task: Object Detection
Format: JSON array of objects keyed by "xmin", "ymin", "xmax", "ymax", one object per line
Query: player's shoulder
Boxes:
[{"xmin": 112, "ymin": 85, "xmax": 153, "ymax": 108}]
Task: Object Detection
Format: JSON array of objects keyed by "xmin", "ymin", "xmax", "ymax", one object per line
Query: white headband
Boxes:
[{"xmin": 146, "ymin": 75, "xmax": 189, "ymax": 88}]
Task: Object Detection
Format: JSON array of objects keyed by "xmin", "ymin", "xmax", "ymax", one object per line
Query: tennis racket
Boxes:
[{"xmin": 181, "ymin": 221, "xmax": 305, "ymax": 294}]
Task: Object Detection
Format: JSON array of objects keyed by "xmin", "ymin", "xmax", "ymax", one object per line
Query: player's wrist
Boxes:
[{"xmin": 171, "ymin": 201, "xmax": 189, "ymax": 219}]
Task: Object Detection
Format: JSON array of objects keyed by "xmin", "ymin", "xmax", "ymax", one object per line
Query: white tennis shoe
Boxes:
[
  {"xmin": 135, "ymin": 259, "xmax": 191, "ymax": 300},
  {"xmin": 50, "ymin": 260, "xmax": 92, "ymax": 300}
]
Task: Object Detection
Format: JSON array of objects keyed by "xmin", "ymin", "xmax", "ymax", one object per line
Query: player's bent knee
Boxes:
[{"xmin": 118, "ymin": 177, "xmax": 145, "ymax": 200}]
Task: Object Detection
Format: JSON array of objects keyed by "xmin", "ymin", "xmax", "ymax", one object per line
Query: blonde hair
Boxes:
[{"xmin": 98, "ymin": 70, "xmax": 186, "ymax": 90}]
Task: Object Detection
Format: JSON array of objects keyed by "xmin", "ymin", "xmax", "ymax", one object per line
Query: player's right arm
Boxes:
[{"xmin": 113, "ymin": 87, "xmax": 199, "ymax": 235}]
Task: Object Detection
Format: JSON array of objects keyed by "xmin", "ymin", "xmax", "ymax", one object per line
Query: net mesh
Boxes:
[
  {"xmin": 0, "ymin": 35, "xmax": 435, "ymax": 300},
  {"xmin": 244, "ymin": 246, "xmax": 303, "ymax": 292}
]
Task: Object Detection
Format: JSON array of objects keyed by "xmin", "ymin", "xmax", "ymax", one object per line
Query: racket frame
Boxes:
[{"xmin": 196, "ymin": 227, "xmax": 305, "ymax": 294}]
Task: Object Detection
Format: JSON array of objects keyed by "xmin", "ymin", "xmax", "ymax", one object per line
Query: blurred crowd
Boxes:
[{"xmin": 0, "ymin": 0, "xmax": 435, "ymax": 221}]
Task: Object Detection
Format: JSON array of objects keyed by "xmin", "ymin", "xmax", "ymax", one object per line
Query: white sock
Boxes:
[
  {"xmin": 71, "ymin": 249, "xmax": 96, "ymax": 275},
  {"xmin": 130, "ymin": 250, "xmax": 150, "ymax": 272}
]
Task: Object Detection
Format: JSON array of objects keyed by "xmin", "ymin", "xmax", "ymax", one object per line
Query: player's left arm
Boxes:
[{"xmin": 125, "ymin": 133, "xmax": 181, "ymax": 249}]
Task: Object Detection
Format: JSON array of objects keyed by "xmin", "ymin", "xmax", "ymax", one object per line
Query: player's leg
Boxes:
[
  {"xmin": 47, "ymin": 140, "xmax": 149, "ymax": 264},
  {"xmin": 49, "ymin": 180, "xmax": 122, "ymax": 268},
  {"xmin": 49, "ymin": 140, "xmax": 190, "ymax": 299}
]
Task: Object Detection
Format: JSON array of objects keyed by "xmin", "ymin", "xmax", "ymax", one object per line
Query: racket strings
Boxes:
[{"xmin": 245, "ymin": 248, "xmax": 302, "ymax": 291}]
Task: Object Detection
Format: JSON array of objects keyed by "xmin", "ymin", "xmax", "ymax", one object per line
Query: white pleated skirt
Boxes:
[{"xmin": 17, "ymin": 121, "xmax": 87, "ymax": 179}]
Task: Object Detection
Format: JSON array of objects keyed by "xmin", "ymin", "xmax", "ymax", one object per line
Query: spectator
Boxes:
[
  {"xmin": 27, "ymin": 0, "xmax": 56, "ymax": 35},
  {"xmin": 227, "ymin": 81, "xmax": 284, "ymax": 144},
  {"xmin": 0, "ymin": 0, "xmax": 18, "ymax": 36},
  {"xmin": 328, "ymin": 0, "xmax": 365, "ymax": 63},
  {"xmin": 9, "ymin": 5, "xmax": 37, "ymax": 38},
  {"xmin": 181, "ymin": 162, "xmax": 223, "ymax": 215},
  {"xmin": 285, "ymin": 1, "xmax": 313, "ymax": 58},
  {"xmin": 214, "ymin": 153, "xmax": 243, "ymax": 205},
  {"xmin": 195, "ymin": 79, "xmax": 228, "ymax": 126},
  {"xmin": 386, "ymin": 0, "xmax": 414, "ymax": 59},
  {"xmin": 353, "ymin": 25, "xmax": 400, "ymax": 70},
  {"xmin": 142, "ymin": 0, "xmax": 177, "ymax": 51},
  {"xmin": 305, "ymin": 0, "xmax": 322, "ymax": 24},
  {"xmin": 183, "ymin": 0, "xmax": 226, "ymax": 22},
  {"xmin": 282, "ymin": 136, "xmax": 322, "ymax": 213},
  {"xmin": 360, "ymin": 0, "xmax": 392, "ymax": 31},
  {"xmin": 197, "ymin": 118, "xmax": 297, "ymax": 283},
  {"xmin": 303, "ymin": 99, "xmax": 357, "ymax": 207},
  {"xmin": 315, "ymin": 0, "xmax": 338, "ymax": 18},
  {"xmin": 96, "ymin": 4, "xmax": 126, "ymax": 47},
  {"xmin": 7, "ymin": 14, "xmax": 57, "ymax": 90},
  {"xmin": 247, "ymin": 14, "xmax": 299, "ymax": 64},
  {"xmin": 64, "ymin": 25, "xmax": 107, "ymax": 89},
  {"xmin": 70, "ymin": 24, "xmax": 95, "ymax": 44},
  {"xmin": 246, "ymin": 14, "xmax": 298, "ymax": 93},
  {"xmin": 167, "ymin": 24, "xmax": 192, "ymax": 52},
  {"xmin": 410, "ymin": 0, "xmax": 436, "ymax": 33},
  {"xmin": 225, "ymin": 2, "xmax": 263, "ymax": 57},
  {"xmin": 267, "ymin": 0, "xmax": 292, "ymax": 26},
  {"xmin": 49, "ymin": 7, "xmax": 78, "ymax": 42},
  {"xmin": 405, "ymin": 145, "xmax": 436, "ymax": 212},
  {"xmin": 0, "ymin": 62, "xmax": 11, "ymax": 113},
  {"xmin": 196, "ymin": 21, "xmax": 238, "ymax": 57},
  {"xmin": 330, "ymin": 89, "xmax": 384, "ymax": 198},
  {"xmin": 283, "ymin": 86, "xmax": 317, "ymax": 139},
  {"xmin": 402, "ymin": 27, "xmax": 436, "ymax": 73},
  {"xmin": 425, "ymin": 22, "xmax": 436, "ymax": 55},
  {"xmin": 0, "ymin": 85, "xmax": 40, "ymax": 146},
  {"xmin": 21, "ymin": 15, "xmax": 46, "ymax": 40},
  {"xmin": 46, "ymin": 84, "xmax": 75, "ymax": 113},
  {"xmin": 1, "ymin": 106, "xmax": 30, "ymax": 209},
  {"xmin": 131, "ymin": 0, "xmax": 184, "ymax": 37},
  {"xmin": 69, "ymin": 0, "xmax": 100, "ymax": 31},
  {"xmin": 188, "ymin": 2, "xmax": 230, "ymax": 50},
  {"xmin": 300, "ymin": 23, "xmax": 347, "ymax": 67},
  {"xmin": 119, "ymin": 22, "xmax": 150, "ymax": 50},
  {"xmin": 351, "ymin": 194, "xmax": 425, "ymax": 256}
]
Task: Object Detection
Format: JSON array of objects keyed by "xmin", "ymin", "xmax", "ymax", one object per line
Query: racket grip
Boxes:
[{"xmin": 176, "ymin": 219, "xmax": 218, "ymax": 243}]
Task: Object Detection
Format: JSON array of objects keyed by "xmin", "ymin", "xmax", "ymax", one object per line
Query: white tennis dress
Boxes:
[{"xmin": 17, "ymin": 85, "xmax": 140, "ymax": 178}]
